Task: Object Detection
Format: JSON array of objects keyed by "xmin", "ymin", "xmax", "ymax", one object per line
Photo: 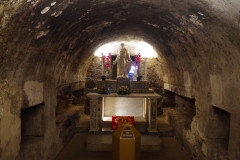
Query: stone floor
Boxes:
[
  {"xmin": 55, "ymin": 115, "xmax": 189, "ymax": 160},
  {"xmin": 85, "ymin": 133, "xmax": 162, "ymax": 152},
  {"xmin": 55, "ymin": 133, "xmax": 189, "ymax": 160}
]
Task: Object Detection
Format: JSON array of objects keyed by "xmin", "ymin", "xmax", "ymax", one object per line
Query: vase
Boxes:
[
  {"xmin": 101, "ymin": 75, "xmax": 106, "ymax": 81},
  {"xmin": 137, "ymin": 77, "xmax": 141, "ymax": 81}
]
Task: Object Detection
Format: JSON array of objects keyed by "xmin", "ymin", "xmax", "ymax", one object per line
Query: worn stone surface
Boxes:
[
  {"xmin": 0, "ymin": 0, "xmax": 240, "ymax": 159},
  {"xmin": 56, "ymin": 106, "xmax": 84, "ymax": 145},
  {"xmin": 210, "ymin": 75, "xmax": 224, "ymax": 109},
  {"xmin": 162, "ymin": 94, "xmax": 230, "ymax": 160},
  {"xmin": 57, "ymin": 82, "xmax": 86, "ymax": 96},
  {"xmin": 20, "ymin": 136, "xmax": 43, "ymax": 160},
  {"xmin": 56, "ymin": 93, "xmax": 74, "ymax": 116},
  {"xmin": 23, "ymin": 81, "xmax": 43, "ymax": 108},
  {"xmin": 72, "ymin": 88, "xmax": 91, "ymax": 114},
  {"xmin": 0, "ymin": 81, "xmax": 22, "ymax": 159}
]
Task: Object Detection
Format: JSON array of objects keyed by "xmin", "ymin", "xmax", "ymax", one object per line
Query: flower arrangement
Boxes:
[
  {"xmin": 134, "ymin": 53, "xmax": 142, "ymax": 78},
  {"xmin": 102, "ymin": 53, "xmax": 111, "ymax": 69},
  {"xmin": 97, "ymin": 86, "xmax": 111, "ymax": 94},
  {"xmin": 134, "ymin": 53, "xmax": 142, "ymax": 66},
  {"xmin": 117, "ymin": 86, "xmax": 131, "ymax": 95}
]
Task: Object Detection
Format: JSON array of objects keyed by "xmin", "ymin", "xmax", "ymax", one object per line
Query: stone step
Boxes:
[
  {"xmin": 157, "ymin": 117, "xmax": 174, "ymax": 137},
  {"xmin": 158, "ymin": 126, "xmax": 174, "ymax": 137},
  {"xmin": 86, "ymin": 133, "xmax": 162, "ymax": 152},
  {"xmin": 75, "ymin": 114, "xmax": 90, "ymax": 133},
  {"xmin": 75, "ymin": 115, "xmax": 174, "ymax": 137},
  {"xmin": 100, "ymin": 121, "xmax": 148, "ymax": 133}
]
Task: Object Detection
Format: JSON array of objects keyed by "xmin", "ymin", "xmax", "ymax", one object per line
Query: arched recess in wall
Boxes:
[{"xmin": 87, "ymin": 40, "xmax": 159, "ymax": 80}]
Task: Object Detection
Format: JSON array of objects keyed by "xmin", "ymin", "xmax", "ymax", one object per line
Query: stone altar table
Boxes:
[
  {"xmin": 95, "ymin": 80, "xmax": 154, "ymax": 93},
  {"xmin": 86, "ymin": 92, "xmax": 161, "ymax": 133}
]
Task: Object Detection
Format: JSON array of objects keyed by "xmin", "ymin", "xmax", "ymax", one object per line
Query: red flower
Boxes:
[
  {"xmin": 102, "ymin": 53, "xmax": 111, "ymax": 69},
  {"xmin": 135, "ymin": 53, "xmax": 141, "ymax": 66}
]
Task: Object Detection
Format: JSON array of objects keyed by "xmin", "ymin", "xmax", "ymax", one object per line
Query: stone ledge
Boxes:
[
  {"xmin": 57, "ymin": 81, "xmax": 86, "ymax": 96},
  {"xmin": 56, "ymin": 105, "xmax": 84, "ymax": 124},
  {"xmin": 86, "ymin": 133, "xmax": 162, "ymax": 152},
  {"xmin": 164, "ymin": 83, "xmax": 194, "ymax": 99}
]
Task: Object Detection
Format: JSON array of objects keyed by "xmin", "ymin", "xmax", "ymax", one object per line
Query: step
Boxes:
[
  {"xmin": 157, "ymin": 116, "xmax": 174, "ymax": 137},
  {"xmin": 86, "ymin": 133, "xmax": 162, "ymax": 152},
  {"xmin": 75, "ymin": 115, "xmax": 174, "ymax": 137},
  {"xmin": 75, "ymin": 114, "xmax": 90, "ymax": 133}
]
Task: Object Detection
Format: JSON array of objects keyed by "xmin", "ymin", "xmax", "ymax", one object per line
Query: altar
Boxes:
[
  {"xmin": 87, "ymin": 83, "xmax": 161, "ymax": 133},
  {"xmin": 85, "ymin": 43, "xmax": 162, "ymax": 152}
]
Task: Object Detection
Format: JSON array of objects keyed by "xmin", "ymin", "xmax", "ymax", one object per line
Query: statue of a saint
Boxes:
[{"xmin": 113, "ymin": 43, "xmax": 132, "ymax": 78}]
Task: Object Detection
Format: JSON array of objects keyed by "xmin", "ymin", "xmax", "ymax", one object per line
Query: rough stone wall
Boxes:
[
  {"xmin": 86, "ymin": 57, "xmax": 102, "ymax": 80},
  {"xmin": 41, "ymin": 83, "xmax": 59, "ymax": 160},
  {"xmin": 54, "ymin": 81, "xmax": 86, "ymax": 157},
  {"xmin": 147, "ymin": 48, "xmax": 238, "ymax": 160},
  {"xmin": 56, "ymin": 104, "xmax": 82, "ymax": 146},
  {"xmin": 56, "ymin": 94, "xmax": 74, "ymax": 116},
  {"xmin": 0, "ymin": 80, "xmax": 60, "ymax": 160},
  {"xmin": 161, "ymin": 93, "xmax": 232, "ymax": 160},
  {"xmin": 0, "ymin": 81, "xmax": 23, "ymax": 160},
  {"xmin": 23, "ymin": 81, "xmax": 43, "ymax": 108},
  {"xmin": 148, "ymin": 20, "xmax": 240, "ymax": 160},
  {"xmin": 73, "ymin": 88, "xmax": 91, "ymax": 115}
]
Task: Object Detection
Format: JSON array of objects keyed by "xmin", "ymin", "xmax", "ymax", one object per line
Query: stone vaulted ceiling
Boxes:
[{"xmin": 0, "ymin": 0, "xmax": 239, "ymax": 87}]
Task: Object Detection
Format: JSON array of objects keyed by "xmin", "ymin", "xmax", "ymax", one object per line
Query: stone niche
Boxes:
[
  {"xmin": 207, "ymin": 106, "xmax": 230, "ymax": 149},
  {"xmin": 20, "ymin": 103, "xmax": 44, "ymax": 159}
]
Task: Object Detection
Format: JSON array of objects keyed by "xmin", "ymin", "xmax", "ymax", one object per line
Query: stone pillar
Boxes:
[
  {"xmin": 144, "ymin": 58, "xmax": 148, "ymax": 80},
  {"xmin": 89, "ymin": 97, "xmax": 99, "ymax": 132},
  {"xmin": 147, "ymin": 98, "xmax": 158, "ymax": 133},
  {"xmin": 102, "ymin": 58, "xmax": 104, "ymax": 76}
]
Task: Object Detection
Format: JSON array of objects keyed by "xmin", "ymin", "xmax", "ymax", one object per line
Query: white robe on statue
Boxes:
[{"xmin": 114, "ymin": 44, "xmax": 132, "ymax": 78}]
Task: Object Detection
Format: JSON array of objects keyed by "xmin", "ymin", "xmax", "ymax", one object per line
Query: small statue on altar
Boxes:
[{"xmin": 113, "ymin": 43, "xmax": 132, "ymax": 78}]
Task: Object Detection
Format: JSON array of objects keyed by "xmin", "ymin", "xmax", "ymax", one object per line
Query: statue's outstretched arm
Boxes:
[{"xmin": 113, "ymin": 55, "xmax": 119, "ymax": 65}]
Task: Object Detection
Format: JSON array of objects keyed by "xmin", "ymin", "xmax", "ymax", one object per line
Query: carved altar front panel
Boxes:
[{"xmin": 102, "ymin": 97, "xmax": 147, "ymax": 122}]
